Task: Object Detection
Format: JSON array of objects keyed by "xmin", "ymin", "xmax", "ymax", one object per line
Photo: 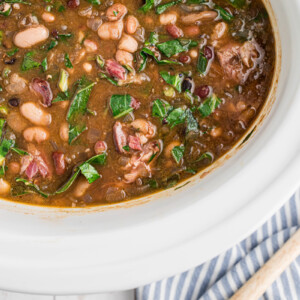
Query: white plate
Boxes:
[{"xmin": 0, "ymin": 0, "xmax": 299, "ymax": 295}]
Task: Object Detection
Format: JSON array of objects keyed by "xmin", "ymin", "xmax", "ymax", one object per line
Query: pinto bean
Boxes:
[
  {"xmin": 42, "ymin": 12, "xmax": 55, "ymax": 23},
  {"xmin": 13, "ymin": 25, "xmax": 49, "ymax": 48},
  {"xmin": 6, "ymin": 73, "xmax": 27, "ymax": 95},
  {"xmin": 83, "ymin": 39, "xmax": 98, "ymax": 52},
  {"xmin": 118, "ymin": 34, "xmax": 138, "ymax": 53},
  {"xmin": 52, "ymin": 152, "xmax": 66, "ymax": 175},
  {"xmin": 20, "ymin": 102, "xmax": 51, "ymax": 126},
  {"xmin": 159, "ymin": 13, "xmax": 177, "ymax": 25},
  {"xmin": 59, "ymin": 122, "xmax": 69, "ymax": 142},
  {"xmin": 126, "ymin": 15, "xmax": 139, "ymax": 34},
  {"xmin": 106, "ymin": 3, "xmax": 128, "ymax": 21},
  {"xmin": 98, "ymin": 21, "xmax": 124, "ymax": 40},
  {"xmin": 184, "ymin": 25, "xmax": 200, "ymax": 37},
  {"xmin": 23, "ymin": 126, "xmax": 49, "ymax": 143},
  {"xmin": 181, "ymin": 11, "xmax": 218, "ymax": 24},
  {"xmin": 115, "ymin": 50, "xmax": 133, "ymax": 66},
  {"xmin": 0, "ymin": 179, "xmax": 10, "ymax": 195}
]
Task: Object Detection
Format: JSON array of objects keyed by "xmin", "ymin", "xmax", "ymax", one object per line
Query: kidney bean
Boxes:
[
  {"xmin": 195, "ymin": 85, "xmax": 211, "ymax": 99},
  {"xmin": 204, "ymin": 46, "xmax": 213, "ymax": 60},
  {"xmin": 67, "ymin": 0, "xmax": 80, "ymax": 8},
  {"xmin": 179, "ymin": 55, "xmax": 191, "ymax": 64},
  {"xmin": 166, "ymin": 24, "xmax": 183, "ymax": 38},
  {"xmin": 31, "ymin": 78, "xmax": 53, "ymax": 107}
]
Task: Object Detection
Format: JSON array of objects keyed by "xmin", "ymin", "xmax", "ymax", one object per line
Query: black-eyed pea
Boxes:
[
  {"xmin": 118, "ymin": 34, "xmax": 138, "ymax": 53},
  {"xmin": 20, "ymin": 102, "xmax": 51, "ymax": 126},
  {"xmin": 23, "ymin": 126, "xmax": 49, "ymax": 143}
]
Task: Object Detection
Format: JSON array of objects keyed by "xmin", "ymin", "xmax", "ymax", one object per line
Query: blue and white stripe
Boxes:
[{"xmin": 136, "ymin": 191, "xmax": 300, "ymax": 300}]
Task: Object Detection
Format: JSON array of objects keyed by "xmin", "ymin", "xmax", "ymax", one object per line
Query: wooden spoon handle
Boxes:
[{"xmin": 229, "ymin": 228, "xmax": 300, "ymax": 300}]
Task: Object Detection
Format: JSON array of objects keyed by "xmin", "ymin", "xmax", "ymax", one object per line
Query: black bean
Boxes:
[
  {"xmin": 4, "ymin": 58, "xmax": 16, "ymax": 65},
  {"xmin": 8, "ymin": 97, "xmax": 20, "ymax": 107},
  {"xmin": 182, "ymin": 77, "xmax": 195, "ymax": 93}
]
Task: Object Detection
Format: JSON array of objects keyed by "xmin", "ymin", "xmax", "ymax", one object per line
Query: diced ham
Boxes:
[
  {"xmin": 106, "ymin": 59, "xmax": 126, "ymax": 80},
  {"xmin": 94, "ymin": 141, "xmax": 107, "ymax": 154},
  {"xmin": 130, "ymin": 97, "xmax": 141, "ymax": 110},
  {"xmin": 31, "ymin": 78, "xmax": 53, "ymax": 107},
  {"xmin": 113, "ymin": 121, "xmax": 128, "ymax": 153},
  {"xmin": 166, "ymin": 24, "xmax": 183, "ymax": 38},
  {"xmin": 25, "ymin": 161, "xmax": 38, "ymax": 179},
  {"xmin": 52, "ymin": 152, "xmax": 66, "ymax": 175},
  {"xmin": 128, "ymin": 135, "xmax": 142, "ymax": 151}
]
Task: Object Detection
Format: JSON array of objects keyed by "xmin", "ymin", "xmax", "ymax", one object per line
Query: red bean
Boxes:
[
  {"xmin": 166, "ymin": 24, "xmax": 183, "ymax": 38},
  {"xmin": 52, "ymin": 152, "xmax": 66, "ymax": 175},
  {"xmin": 179, "ymin": 55, "xmax": 191, "ymax": 64},
  {"xmin": 31, "ymin": 78, "xmax": 53, "ymax": 107},
  {"xmin": 204, "ymin": 46, "xmax": 213, "ymax": 60},
  {"xmin": 67, "ymin": 0, "xmax": 80, "ymax": 8},
  {"xmin": 195, "ymin": 85, "xmax": 211, "ymax": 99}
]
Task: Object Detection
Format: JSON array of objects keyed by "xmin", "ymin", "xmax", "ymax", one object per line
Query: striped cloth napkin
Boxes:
[{"xmin": 136, "ymin": 190, "xmax": 300, "ymax": 300}]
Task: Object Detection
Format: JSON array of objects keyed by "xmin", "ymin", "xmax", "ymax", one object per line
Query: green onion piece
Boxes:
[
  {"xmin": 96, "ymin": 55, "xmax": 105, "ymax": 68},
  {"xmin": 41, "ymin": 57, "xmax": 48, "ymax": 72},
  {"xmin": 58, "ymin": 69, "xmax": 69, "ymax": 92}
]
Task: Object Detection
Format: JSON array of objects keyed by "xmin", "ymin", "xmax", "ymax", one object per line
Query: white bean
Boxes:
[
  {"xmin": 106, "ymin": 3, "xmax": 128, "ymax": 21},
  {"xmin": 181, "ymin": 11, "xmax": 218, "ymax": 25},
  {"xmin": 42, "ymin": 12, "xmax": 55, "ymax": 23},
  {"xmin": 159, "ymin": 13, "xmax": 177, "ymax": 25},
  {"xmin": 126, "ymin": 16, "xmax": 139, "ymax": 34},
  {"xmin": 23, "ymin": 126, "xmax": 49, "ymax": 143},
  {"xmin": 115, "ymin": 50, "xmax": 133, "ymax": 66},
  {"xmin": 98, "ymin": 21, "xmax": 124, "ymax": 40},
  {"xmin": 73, "ymin": 178, "xmax": 90, "ymax": 198},
  {"xmin": 118, "ymin": 34, "xmax": 138, "ymax": 53},
  {"xmin": 83, "ymin": 62, "xmax": 93, "ymax": 73},
  {"xmin": 0, "ymin": 179, "xmax": 10, "ymax": 195},
  {"xmin": 13, "ymin": 25, "xmax": 49, "ymax": 48},
  {"xmin": 60, "ymin": 122, "xmax": 69, "ymax": 142},
  {"xmin": 20, "ymin": 102, "xmax": 51, "ymax": 126}
]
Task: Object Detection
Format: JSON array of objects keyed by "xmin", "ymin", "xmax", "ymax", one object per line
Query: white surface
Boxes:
[
  {"xmin": 0, "ymin": 291, "xmax": 134, "ymax": 300},
  {"xmin": 0, "ymin": 0, "xmax": 299, "ymax": 295}
]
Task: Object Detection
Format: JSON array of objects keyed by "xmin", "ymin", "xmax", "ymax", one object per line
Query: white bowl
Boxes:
[{"xmin": 1, "ymin": 0, "xmax": 300, "ymax": 295}]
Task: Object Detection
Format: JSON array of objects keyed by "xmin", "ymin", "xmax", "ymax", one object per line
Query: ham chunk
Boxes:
[{"xmin": 106, "ymin": 59, "xmax": 126, "ymax": 80}]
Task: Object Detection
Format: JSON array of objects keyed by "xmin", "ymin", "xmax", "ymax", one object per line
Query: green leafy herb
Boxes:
[
  {"xmin": 86, "ymin": 0, "xmax": 100, "ymax": 5},
  {"xmin": 146, "ymin": 32, "xmax": 159, "ymax": 46},
  {"xmin": 195, "ymin": 152, "xmax": 213, "ymax": 162},
  {"xmin": 152, "ymin": 99, "xmax": 173, "ymax": 119},
  {"xmin": 79, "ymin": 163, "xmax": 100, "ymax": 183},
  {"xmin": 160, "ymin": 71, "xmax": 184, "ymax": 92},
  {"xmin": 57, "ymin": 33, "xmax": 73, "ymax": 42},
  {"xmin": 123, "ymin": 145, "xmax": 130, "ymax": 152},
  {"xmin": 156, "ymin": 0, "xmax": 181, "ymax": 14},
  {"xmin": 99, "ymin": 73, "xmax": 119, "ymax": 86},
  {"xmin": 109, "ymin": 94, "xmax": 134, "ymax": 119},
  {"xmin": 157, "ymin": 39, "xmax": 198, "ymax": 58},
  {"xmin": 67, "ymin": 77, "xmax": 96, "ymax": 144},
  {"xmin": 11, "ymin": 147, "xmax": 29, "ymax": 156},
  {"xmin": 185, "ymin": 168, "xmax": 196, "ymax": 174},
  {"xmin": 225, "ymin": 0, "xmax": 245, "ymax": 8},
  {"xmin": 0, "ymin": 106, "xmax": 8, "ymax": 116},
  {"xmin": 172, "ymin": 145, "xmax": 184, "ymax": 163},
  {"xmin": 185, "ymin": 109, "xmax": 198, "ymax": 133},
  {"xmin": 56, "ymin": 153, "xmax": 107, "ymax": 194},
  {"xmin": 198, "ymin": 94, "xmax": 221, "ymax": 117},
  {"xmin": 6, "ymin": 47, "xmax": 19, "ymax": 57},
  {"xmin": 64, "ymin": 53, "xmax": 73, "ymax": 69},
  {"xmin": 21, "ymin": 52, "xmax": 40, "ymax": 71},
  {"xmin": 15, "ymin": 178, "xmax": 49, "ymax": 198},
  {"xmin": 215, "ymin": 5, "xmax": 234, "ymax": 22},
  {"xmin": 148, "ymin": 179, "xmax": 158, "ymax": 188},
  {"xmin": 0, "ymin": 139, "xmax": 14, "ymax": 166},
  {"xmin": 0, "ymin": 119, "xmax": 5, "ymax": 138},
  {"xmin": 139, "ymin": 0, "xmax": 154, "ymax": 13},
  {"xmin": 197, "ymin": 51, "xmax": 208, "ymax": 75},
  {"xmin": 41, "ymin": 57, "xmax": 48, "ymax": 72},
  {"xmin": 166, "ymin": 107, "xmax": 186, "ymax": 128},
  {"xmin": 47, "ymin": 40, "xmax": 58, "ymax": 51},
  {"xmin": 0, "ymin": 30, "xmax": 3, "ymax": 46},
  {"xmin": 0, "ymin": 3, "xmax": 12, "ymax": 16},
  {"xmin": 53, "ymin": 91, "xmax": 69, "ymax": 103}
]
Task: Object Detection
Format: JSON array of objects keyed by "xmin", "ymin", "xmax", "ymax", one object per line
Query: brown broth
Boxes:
[{"xmin": 0, "ymin": 0, "xmax": 275, "ymax": 207}]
